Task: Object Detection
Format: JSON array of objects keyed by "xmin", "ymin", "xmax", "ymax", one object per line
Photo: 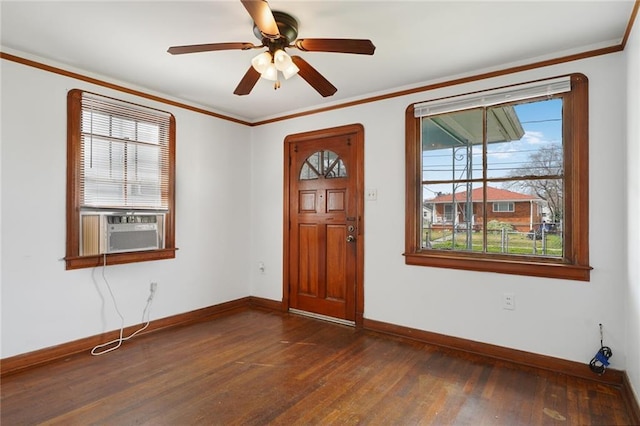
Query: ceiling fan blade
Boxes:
[
  {"xmin": 241, "ymin": 0, "xmax": 280, "ymax": 39},
  {"xmin": 291, "ymin": 56, "xmax": 337, "ymax": 97},
  {"xmin": 294, "ymin": 39, "xmax": 376, "ymax": 55},
  {"xmin": 168, "ymin": 42, "xmax": 257, "ymax": 55},
  {"xmin": 234, "ymin": 66, "xmax": 261, "ymax": 96}
]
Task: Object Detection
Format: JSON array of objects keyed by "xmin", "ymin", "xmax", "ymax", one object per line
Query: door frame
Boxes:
[{"xmin": 282, "ymin": 123, "xmax": 365, "ymax": 326}]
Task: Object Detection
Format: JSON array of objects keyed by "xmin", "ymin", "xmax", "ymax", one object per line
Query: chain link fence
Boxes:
[{"xmin": 424, "ymin": 225, "xmax": 563, "ymax": 257}]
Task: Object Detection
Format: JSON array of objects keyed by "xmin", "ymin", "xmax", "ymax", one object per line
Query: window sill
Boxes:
[
  {"xmin": 404, "ymin": 251, "xmax": 591, "ymax": 281},
  {"xmin": 65, "ymin": 248, "xmax": 177, "ymax": 270}
]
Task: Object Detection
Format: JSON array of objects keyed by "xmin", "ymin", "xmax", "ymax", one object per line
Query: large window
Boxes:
[
  {"xmin": 66, "ymin": 90, "xmax": 176, "ymax": 269},
  {"xmin": 405, "ymin": 74, "xmax": 591, "ymax": 281}
]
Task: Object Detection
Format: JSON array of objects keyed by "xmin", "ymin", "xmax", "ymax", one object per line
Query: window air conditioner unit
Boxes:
[{"xmin": 106, "ymin": 214, "xmax": 160, "ymax": 253}]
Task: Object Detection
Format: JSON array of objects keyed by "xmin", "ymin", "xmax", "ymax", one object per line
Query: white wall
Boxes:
[
  {"xmin": 250, "ymin": 53, "xmax": 631, "ymax": 370},
  {"xmin": 0, "ymin": 59, "xmax": 252, "ymax": 358},
  {"xmin": 625, "ymin": 13, "xmax": 640, "ymax": 405}
]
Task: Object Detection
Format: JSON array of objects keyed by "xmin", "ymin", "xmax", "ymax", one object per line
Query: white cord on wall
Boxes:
[{"xmin": 91, "ymin": 254, "xmax": 155, "ymax": 356}]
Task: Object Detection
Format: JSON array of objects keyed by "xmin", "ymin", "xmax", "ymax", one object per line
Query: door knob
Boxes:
[{"xmin": 346, "ymin": 235, "xmax": 356, "ymax": 242}]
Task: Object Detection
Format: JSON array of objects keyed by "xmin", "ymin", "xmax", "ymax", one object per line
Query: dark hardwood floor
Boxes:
[{"xmin": 0, "ymin": 309, "xmax": 633, "ymax": 425}]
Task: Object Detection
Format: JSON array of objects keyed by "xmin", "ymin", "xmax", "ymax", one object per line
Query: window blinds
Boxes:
[
  {"xmin": 80, "ymin": 92, "xmax": 171, "ymax": 210},
  {"xmin": 413, "ymin": 76, "xmax": 571, "ymax": 118}
]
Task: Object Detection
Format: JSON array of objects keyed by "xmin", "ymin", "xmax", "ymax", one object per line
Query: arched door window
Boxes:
[{"xmin": 299, "ymin": 150, "xmax": 347, "ymax": 180}]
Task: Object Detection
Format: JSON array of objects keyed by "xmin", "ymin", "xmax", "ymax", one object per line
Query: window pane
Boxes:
[
  {"xmin": 82, "ymin": 137, "xmax": 125, "ymax": 207},
  {"xmin": 485, "ymin": 180, "xmax": 562, "ymax": 257},
  {"xmin": 422, "ymin": 108, "xmax": 482, "ymax": 182},
  {"xmin": 487, "ymin": 98, "xmax": 563, "ymax": 180},
  {"xmin": 80, "ymin": 102, "xmax": 169, "ymax": 209},
  {"xmin": 81, "ymin": 111, "xmax": 110, "ymax": 136},
  {"xmin": 422, "ymin": 178, "xmax": 564, "ymax": 256},
  {"xmin": 137, "ymin": 121, "xmax": 160, "ymax": 144},
  {"xmin": 493, "ymin": 202, "xmax": 514, "ymax": 212},
  {"xmin": 503, "ymin": 178, "xmax": 564, "ymax": 232},
  {"xmin": 126, "ymin": 143, "xmax": 162, "ymax": 207},
  {"xmin": 422, "ymin": 182, "xmax": 483, "ymax": 251},
  {"xmin": 81, "ymin": 136, "xmax": 164, "ymax": 208},
  {"xmin": 419, "ymin": 97, "xmax": 565, "ymax": 259},
  {"xmin": 110, "ymin": 116, "xmax": 136, "ymax": 140}
]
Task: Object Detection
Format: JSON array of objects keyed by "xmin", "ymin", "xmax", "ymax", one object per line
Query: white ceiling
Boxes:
[{"xmin": 1, "ymin": 1, "xmax": 636, "ymax": 122}]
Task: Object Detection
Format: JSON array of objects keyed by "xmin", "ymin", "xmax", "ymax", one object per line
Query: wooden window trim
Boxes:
[
  {"xmin": 65, "ymin": 89, "xmax": 176, "ymax": 270},
  {"xmin": 404, "ymin": 74, "xmax": 591, "ymax": 281}
]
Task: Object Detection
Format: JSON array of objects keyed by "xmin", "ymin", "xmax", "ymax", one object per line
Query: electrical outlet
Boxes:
[
  {"xmin": 258, "ymin": 262, "xmax": 265, "ymax": 274},
  {"xmin": 503, "ymin": 293, "xmax": 515, "ymax": 310},
  {"xmin": 150, "ymin": 282, "xmax": 158, "ymax": 293},
  {"xmin": 365, "ymin": 188, "xmax": 378, "ymax": 201}
]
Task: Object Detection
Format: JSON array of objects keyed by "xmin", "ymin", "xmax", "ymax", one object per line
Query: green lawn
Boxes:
[{"xmin": 425, "ymin": 230, "xmax": 563, "ymax": 256}]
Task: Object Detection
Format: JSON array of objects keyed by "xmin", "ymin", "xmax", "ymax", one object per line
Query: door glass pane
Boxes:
[
  {"xmin": 300, "ymin": 150, "xmax": 347, "ymax": 180},
  {"xmin": 300, "ymin": 151, "xmax": 320, "ymax": 180},
  {"xmin": 323, "ymin": 150, "xmax": 347, "ymax": 178}
]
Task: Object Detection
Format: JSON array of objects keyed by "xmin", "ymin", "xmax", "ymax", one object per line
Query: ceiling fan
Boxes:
[{"xmin": 167, "ymin": 0, "xmax": 375, "ymax": 97}]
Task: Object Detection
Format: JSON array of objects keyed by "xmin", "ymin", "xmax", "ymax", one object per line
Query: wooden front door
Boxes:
[{"xmin": 284, "ymin": 124, "xmax": 364, "ymax": 323}]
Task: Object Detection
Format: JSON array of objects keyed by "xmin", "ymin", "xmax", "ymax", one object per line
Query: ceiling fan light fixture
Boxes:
[
  {"xmin": 251, "ymin": 51, "xmax": 272, "ymax": 74},
  {"xmin": 273, "ymin": 49, "xmax": 291, "ymax": 70},
  {"xmin": 262, "ymin": 63, "xmax": 278, "ymax": 81},
  {"xmin": 281, "ymin": 62, "xmax": 300, "ymax": 80},
  {"xmin": 273, "ymin": 49, "xmax": 299, "ymax": 79}
]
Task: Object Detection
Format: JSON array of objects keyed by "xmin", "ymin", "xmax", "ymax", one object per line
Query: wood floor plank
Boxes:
[{"xmin": 0, "ymin": 309, "xmax": 633, "ymax": 425}]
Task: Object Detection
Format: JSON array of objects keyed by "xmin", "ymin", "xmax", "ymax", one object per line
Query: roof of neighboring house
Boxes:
[{"xmin": 426, "ymin": 186, "xmax": 541, "ymax": 203}]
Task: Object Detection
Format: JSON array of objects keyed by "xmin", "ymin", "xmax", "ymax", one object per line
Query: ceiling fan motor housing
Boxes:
[{"xmin": 253, "ymin": 11, "xmax": 299, "ymax": 47}]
